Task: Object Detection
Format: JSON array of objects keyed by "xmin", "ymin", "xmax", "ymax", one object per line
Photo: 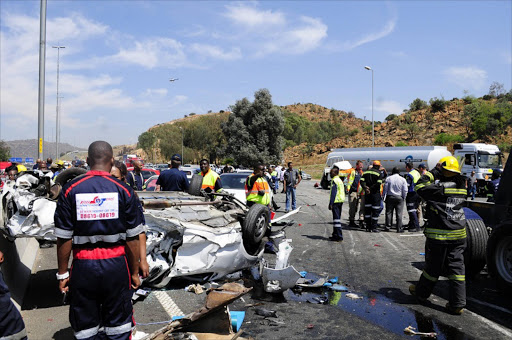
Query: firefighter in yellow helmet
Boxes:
[
  {"xmin": 360, "ymin": 160, "xmax": 385, "ymax": 232},
  {"xmin": 410, "ymin": 156, "xmax": 467, "ymax": 315}
]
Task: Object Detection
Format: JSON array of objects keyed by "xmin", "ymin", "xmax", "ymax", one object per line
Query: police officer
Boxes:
[
  {"xmin": 360, "ymin": 161, "xmax": 384, "ymax": 232},
  {"xmin": 486, "ymin": 169, "xmax": 501, "ymax": 202},
  {"xmin": 328, "ymin": 165, "xmax": 345, "ymax": 242},
  {"xmin": 199, "ymin": 159, "xmax": 222, "ymax": 193},
  {"xmin": 0, "ymin": 250, "xmax": 27, "ymax": 340},
  {"xmin": 54, "ymin": 141, "xmax": 144, "ymax": 339},
  {"xmin": 245, "ymin": 164, "xmax": 271, "ymax": 208},
  {"xmin": 405, "ymin": 163, "xmax": 421, "ymax": 232},
  {"xmin": 409, "ymin": 156, "xmax": 467, "ymax": 315}
]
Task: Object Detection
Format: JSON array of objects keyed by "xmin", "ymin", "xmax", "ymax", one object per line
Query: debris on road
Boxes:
[
  {"xmin": 254, "ymin": 308, "xmax": 278, "ymax": 318},
  {"xmin": 345, "ymin": 293, "xmax": 363, "ymax": 299},
  {"xmin": 186, "ymin": 284, "xmax": 205, "ymax": 294},
  {"xmin": 261, "ymin": 239, "xmax": 301, "ymax": 293},
  {"xmin": 403, "ymin": 325, "xmax": 437, "ymax": 338},
  {"xmin": 329, "ymin": 284, "xmax": 349, "ymax": 292}
]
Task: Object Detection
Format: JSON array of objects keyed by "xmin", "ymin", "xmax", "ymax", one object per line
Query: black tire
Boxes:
[
  {"xmin": 55, "ymin": 167, "xmax": 87, "ymax": 186},
  {"xmin": 188, "ymin": 174, "xmax": 203, "ymax": 196},
  {"xmin": 320, "ymin": 173, "xmax": 329, "ymax": 190},
  {"xmin": 464, "ymin": 216, "xmax": 488, "ymax": 277},
  {"xmin": 243, "ymin": 204, "xmax": 269, "ymax": 255},
  {"xmin": 486, "ymin": 224, "xmax": 512, "ymax": 295}
]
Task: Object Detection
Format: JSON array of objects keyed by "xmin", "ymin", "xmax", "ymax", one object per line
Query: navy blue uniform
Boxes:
[
  {"xmin": 126, "ymin": 171, "xmax": 144, "ymax": 191},
  {"xmin": 156, "ymin": 168, "xmax": 189, "ymax": 191},
  {"xmin": 0, "ymin": 270, "xmax": 27, "ymax": 340},
  {"xmin": 55, "ymin": 170, "xmax": 144, "ymax": 340}
]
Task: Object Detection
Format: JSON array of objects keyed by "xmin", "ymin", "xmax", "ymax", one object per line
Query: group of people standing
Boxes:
[{"xmin": 328, "ymin": 156, "xmax": 469, "ymax": 315}]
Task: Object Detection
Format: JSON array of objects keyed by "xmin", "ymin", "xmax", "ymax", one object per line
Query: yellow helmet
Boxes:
[
  {"xmin": 439, "ymin": 156, "xmax": 460, "ymax": 174},
  {"xmin": 56, "ymin": 160, "xmax": 64, "ymax": 166}
]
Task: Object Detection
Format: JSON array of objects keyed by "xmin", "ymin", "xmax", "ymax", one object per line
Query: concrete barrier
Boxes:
[{"xmin": 0, "ymin": 236, "xmax": 40, "ymax": 307}]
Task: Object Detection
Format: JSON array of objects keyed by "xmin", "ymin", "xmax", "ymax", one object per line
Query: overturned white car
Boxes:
[{"xmin": 1, "ymin": 170, "xmax": 269, "ymax": 288}]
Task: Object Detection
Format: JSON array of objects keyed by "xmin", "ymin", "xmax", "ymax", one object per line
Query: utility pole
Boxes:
[
  {"xmin": 37, "ymin": 0, "xmax": 47, "ymax": 159},
  {"xmin": 53, "ymin": 44, "xmax": 65, "ymax": 159}
]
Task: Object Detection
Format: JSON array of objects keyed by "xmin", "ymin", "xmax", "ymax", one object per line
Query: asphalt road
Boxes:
[{"xmin": 19, "ymin": 182, "xmax": 512, "ymax": 339}]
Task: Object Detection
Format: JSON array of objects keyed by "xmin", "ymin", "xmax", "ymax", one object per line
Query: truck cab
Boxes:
[{"xmin": 453, "ymin": 143, "xmax": 503, "ymax": 193}]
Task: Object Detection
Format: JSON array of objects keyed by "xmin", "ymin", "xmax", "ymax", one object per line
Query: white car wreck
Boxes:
[{"xmin": 1, "ymin": 170, "xmax": 269, "ymax": 288}]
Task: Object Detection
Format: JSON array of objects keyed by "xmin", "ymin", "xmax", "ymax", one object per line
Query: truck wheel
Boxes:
[
  {"xmin": 188, "ymin": 174, "xmax": 203, "ymax": 196},
  {"xmin": 320, "ymin": 174, "xmax": 329, "ymax": 190},
  {"xmin": 487, "ymin": 224, "xmax": 512, "ymax": 295},
  {"xmin": 464, "ymin": 215, "xmax": 488, "ymax": 277},
  {"xmin": 55, "ymin": 167, "xmax": 87, "ymax": 186},
  {"xmin": 243, "ymin": 204, "xmax": 269, "ymax": 255}
]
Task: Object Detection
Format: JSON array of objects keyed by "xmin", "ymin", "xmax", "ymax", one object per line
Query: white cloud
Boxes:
[
  {"xmin": 190, "ymin": 44, "xmax": 242, "ymax": 60},
  {"xmin": 444, "ymin": 66, "xmax": 488, "ymax": 90},
  {"xmin": 373, "ymin": 100, "xmax": 403, "ymax": 115},
  {"xmin": 171, "ymin": 95, "xmax": 188, "ymax": 106},
  {"xmin": 224, "ymin": 4, "xmax": 286, "ymax": 28},
  {"xmin": 142, "ymin": 88, "xmax": 168, "ymax": 97},
  {"xmin": 343, "ymin": 17, "xmax": 396, "ymax": 50}
]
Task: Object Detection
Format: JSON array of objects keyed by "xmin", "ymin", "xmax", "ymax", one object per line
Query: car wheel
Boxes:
[
  {"xmin": 487, "ymin": 223, "xmax": 512, "ymax": 295},
  {"xmin": 320, "ymin": 173, "xmax": 329, "ymax": 190},
  {"xmin": 188, "ymin": 174, "xmax": 203, "ymax": 196},
  {"xmin": 243, "ymin": 204, "xmax": 269, "ymax": 255},
  {"xmin": 55, "ymin": 167, "xmax": 87, "ymax": 186}
]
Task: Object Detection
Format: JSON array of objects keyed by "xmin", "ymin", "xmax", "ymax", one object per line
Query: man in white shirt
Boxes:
[{"xmin": 382, "ymin": 167, "xmax": 408, "ymax": 232}]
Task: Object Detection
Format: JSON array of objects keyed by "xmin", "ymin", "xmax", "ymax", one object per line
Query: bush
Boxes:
[
  {"xmin": 363, "ymin": 125, "xmax": 372, "ymax": 133},
  {"xmin": 347, "ymin": 111, "xmax": 355, "ymax": 118},
  {"xmin": 402, "ymin": 123, "xmax": 420, "ymax": 139},
  {"xmin": 462, "ymin": 95, "xmax": 477, "ymax": 104},
  {"xmin": 396, "ymin": 141, "xmax": 408, "ymax": 147},
  {"xmin": 385, "ymin": 114, "xmax": 397, "ymax": 122},
  {"xmin": 349, "ymin": 128, "xmax": 359, "ymax": 136},
  {"xmin": 482, "ymin": 94, "xmax": 493, "ymax": 101},
  {"xmin": 409, "ymin": 98, "xmax": 428, "ymax": 111},
  {"xmin": 429, "ymin": 97, "xmax": 447, "ymax": 113},
  {"xmin": 433, "ymin": 133, "xmax": 464, "ymax": 145}
]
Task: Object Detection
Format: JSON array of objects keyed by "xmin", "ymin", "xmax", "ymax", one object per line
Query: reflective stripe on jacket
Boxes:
[
  {"xmin": 245, "ymin": 174, "xmax": 270, "ymax": 206},
  {"xmin": 415, "ymin": 171, "xmax": 434, "ymax": 191}
]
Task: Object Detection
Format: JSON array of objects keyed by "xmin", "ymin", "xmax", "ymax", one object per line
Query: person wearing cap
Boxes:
[
  {"xmin": 360, "ymin": 160, "xmax": 385, "ymax": 232},
  {"xmin": 200, "ymin": 159, "xmax": 222, "ymax": 193},
  {"xmin": 409, "ymin": 156, "xmax": 467, "ymax": 315},
  {"xmin": 328, "ymin": 165, "xmax": 345, "ymax": 241},
  {"xmin": 405, "ymin": 162, "xmax": 422, "ymax": 232},
  {"xmin": 52, "ymin": 160, "xmax": 66, "ymax": 180},
  {"xmin": 156, "ymin": 154, "xmax": 189, "ymax": 192}
]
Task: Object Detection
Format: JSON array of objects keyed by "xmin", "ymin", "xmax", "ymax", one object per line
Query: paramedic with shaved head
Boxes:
[{"xmin": 55, "ymin": 141, "xmax": 144, "ymax": 340}]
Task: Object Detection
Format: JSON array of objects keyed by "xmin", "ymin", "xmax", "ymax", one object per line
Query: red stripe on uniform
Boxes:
[
  {"xmin": 64, "ymin": 176, "xmax": 93, "ymax": 197},
  {"xmin": 102, "ymin": 175, "xmax": 132, "ymax": 197},
  {"xmin": 73, "ymin": 245, "xmax": 125, "ymax": 260}
]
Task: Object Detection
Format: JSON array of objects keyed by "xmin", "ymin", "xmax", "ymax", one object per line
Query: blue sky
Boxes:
[{"xmin": 1, "ymin": 1, "xmax": 511, "ymax": 149}]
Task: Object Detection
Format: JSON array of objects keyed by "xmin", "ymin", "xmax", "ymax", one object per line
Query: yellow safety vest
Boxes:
[
  {"xmin": 330, "ymin": 175, "xmax": 345, "ymax": 203},
  {"xmin": 201, "ymin": 169, "xmax": 220, "ymax": 192},
  {"xmin": 245, "ymin": 174, "xmax": 270, "ymax": 205}
]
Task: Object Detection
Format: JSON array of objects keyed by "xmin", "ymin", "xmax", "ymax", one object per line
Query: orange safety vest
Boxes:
[
  {"xmin": 245, "ymin": 174, "xmax": 270, "ymax": 205},
  {"xmin": 201, "ymin": 169, "xmax": 220, "ymax": 191}
]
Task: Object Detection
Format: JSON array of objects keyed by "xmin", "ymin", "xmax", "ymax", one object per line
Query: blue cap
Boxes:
[
  {"xmin": 418, "ymin": 163, "xmax": 426, "ymax": 169},
  {"xmin": 171, "ymin": 154, "xmax": 182, "ymax": 162}
]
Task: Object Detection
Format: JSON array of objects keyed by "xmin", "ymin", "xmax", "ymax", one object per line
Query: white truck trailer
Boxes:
[
  {"xmin": 321, "ymin": 146, "xmax": 451, "ymax": 189},
  {"xmin": 321, "ymin": 144, "xmax": 503, "ymax": 190}
]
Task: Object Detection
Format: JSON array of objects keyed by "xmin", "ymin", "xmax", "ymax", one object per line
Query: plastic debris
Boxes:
[
  {"xmin": 299, "ymin": 271, "xmax": 307, "ymax": 278},
  {"xmin": 328, "ymin": 277, "xmax": 339, "ymax": 284},
  {"xmin": 255, "ymin": 308, "xmax": 278, "ymax": 318},
  {"xmin": 296, "ymin": 277, "xmax": 327, "ymax": 288},
  {"xmin": 307, "ymin": 324, "xmax": 314, "ymax": 329},
  {"xmin": 419, "ymin": 252, "xmax": 425, "ymax": 256},
  {"xmin": 374, "ymin": 244, "xmax": 381, "ymax": 247},
  {"xmin": 345, "ymin": 293, "xmax": 363, "ymax": 299},
  {"xmin": 329, "ymin": 284, "xmax": 349, "ymax": 292},
  {"xmin": 404, "ymin": 326, "xmax": 437, "ymax": 338},
  {"xmin": 186, "ymin": 284, "xmax": 204, "ymax": 294}
]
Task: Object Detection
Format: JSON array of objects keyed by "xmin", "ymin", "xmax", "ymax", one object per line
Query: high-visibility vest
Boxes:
[
  {"xmin": 245, "ymin": 174, "xmax": 270, "ymax": 206},
  {"xmin": 330, "ymin": 175, "xmax": 345, "ymax": 203},
  {"xmin": 410, "ymin": 169, "xmax": 421, "ymax": 184},
  {"xmin": 201, "ymin": 169, "xmax": 220, "ymax": 191}
]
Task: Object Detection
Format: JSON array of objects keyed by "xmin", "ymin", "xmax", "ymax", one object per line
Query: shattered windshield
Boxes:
[
  {"xmin": 220, "ymin": 174, "xmax": 250, "ymax": 189},
  {"xmin": 478, "ymin": 153, "xmax": 502, "ymax": 168}
]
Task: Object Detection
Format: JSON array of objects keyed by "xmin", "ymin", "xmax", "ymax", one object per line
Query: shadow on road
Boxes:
[
  {"xmin": 22, "ymin": 269, "xmax": 64, "ymax": 310},
  {"xmin": 301, "ymin": 235, "xmax": 329, "ymax": 241},
  {"xmin": 53, "ymin": 326, "xmax": 73, "ymax": 339}
]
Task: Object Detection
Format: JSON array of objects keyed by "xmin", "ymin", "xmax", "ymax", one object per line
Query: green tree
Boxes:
[
  {"xmin": 385, "ymin": 114, "xmax": 397, "ymax": 122},
  {"xmin": 429, "ymin": 96, "xmax": 447, "ymax": 113},
  {"xmin": 138, "ymin": 131, "xmax": 157, "ymax": 162},
  {"xmin": 402, "ymin": 123, "xmax": 420, "ymax": 139},
  {"xmin": 409, "ymin": 98, "xmax": 428, "ymax": 111},
  {"xmin": 222, "ymin": 89, "xmax": 284, "ymax": 166},
  {"xmin": 0, "ymin": 140, "xmax": 11, "ymax": 161},
  {"xmin": 489, "ymin": 81, "xmax": 505, "ymax": 97}
]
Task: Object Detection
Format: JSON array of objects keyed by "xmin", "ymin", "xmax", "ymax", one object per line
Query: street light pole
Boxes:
[
  {"xmin": 179, "ymin": 127, "xmax": 184, "ymax": 164},
  {"xmin": 53, "ymin": 44, "xmax": 65, "ymax": 159},
  {"xmin": 364, "ymin": 66, "xmax": 374, "ymax": 147},
  {"xmin": 37, "ymin": 0, "xmax": 47, "ymax": 159}
]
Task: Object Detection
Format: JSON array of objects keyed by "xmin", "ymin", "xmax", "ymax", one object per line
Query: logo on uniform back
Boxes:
[
  {"xmin": 76, "ymin": 193, "xmax": 119, "ymax": 221},
  {"xmin": 90, "ymin": 196, "xmax": 107, "ymax": 206}
]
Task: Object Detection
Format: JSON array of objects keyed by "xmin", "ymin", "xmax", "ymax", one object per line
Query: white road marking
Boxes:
[
  {"xmin": 153, "ymin": 291, "xmax": 184, "ymax": 318},
  {"xmin": 379, "ymin": 232, "xmax": 399, "ymax": 251},
  {"xmin": 467, "ymin": 297, "xmax": 512, "ymax": 315}
]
